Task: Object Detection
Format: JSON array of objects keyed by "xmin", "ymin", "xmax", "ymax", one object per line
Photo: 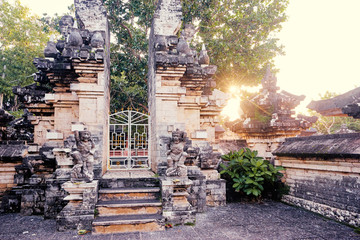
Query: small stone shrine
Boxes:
[
  {"xmin": 229, "ymin": 67, "xmax": 316, "ymax": 160},
  {"xmin": 274, "ymin": 133, "xmax": 360, "ymax": 227}
]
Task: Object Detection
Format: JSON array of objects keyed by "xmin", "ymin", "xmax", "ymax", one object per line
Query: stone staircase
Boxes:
[{"xmin": 92, "ymin": 177, "xmax": 164, "ymax": 234}]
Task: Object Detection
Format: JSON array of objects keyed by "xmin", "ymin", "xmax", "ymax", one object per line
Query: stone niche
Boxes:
[
  {"xmin": 273, "ymin": 133, "xmax": 360, "ymax": 227},
  {"xmin": 0, "ymin": 142, "xmax": 27, "ymax": 211}
]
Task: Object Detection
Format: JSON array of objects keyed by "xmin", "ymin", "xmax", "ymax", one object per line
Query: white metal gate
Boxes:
[{"xmin": 109, "ymin": 110, "xmax": 150, "ymax": 169}]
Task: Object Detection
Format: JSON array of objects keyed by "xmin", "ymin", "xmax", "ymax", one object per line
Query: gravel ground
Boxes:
[{"xmin": 0, "ymin": 201, "xmax": 359, "ymax": 240}]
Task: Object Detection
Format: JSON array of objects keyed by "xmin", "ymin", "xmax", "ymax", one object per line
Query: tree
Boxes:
[
  {"xmin": 192, "ymin": 0, "xmax": 288, "ymax": 90},
  {"xmin": 309, "ymin": 91, "xmax": 360, "ymax": 134},
  {"xmin": 0, "ymin": 0, "xmax": 55, "ymax": 108},
  {"xmin": 103, "ymin": 0, "xmax": 289, "ymax": 112},
  {"xmin": 103, "ymin": 0, "xmax": 156, "ymax": 112}
]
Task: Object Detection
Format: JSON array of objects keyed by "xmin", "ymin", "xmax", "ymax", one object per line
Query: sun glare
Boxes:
[
  {"xmin": 221, "ymin": 85, "xmax": 262, "ymax": 121},
  {"xmin": 221, "ymin": 96, "xmax": 241, "ymax": 121}
]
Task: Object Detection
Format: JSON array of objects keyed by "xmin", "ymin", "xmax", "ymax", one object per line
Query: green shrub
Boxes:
[{"xmin": 220, "ymin": 148, "xmax": 285, "ymax": 200}]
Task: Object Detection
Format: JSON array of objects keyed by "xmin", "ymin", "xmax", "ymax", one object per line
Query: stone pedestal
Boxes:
[
  {"xmin": 53, "ymin": 148, "xmax": 73, "ymax": 180},
  {"xmin": 187, "ymin": 166, "xmax": 207, "ymax": 213},
  {"xmin": 56, "ymin": 180, "xmax": 98, "ymax": 231},
  {"xmin": 161, "ymin": 178, "xmax": 195, "ymax": 225}
]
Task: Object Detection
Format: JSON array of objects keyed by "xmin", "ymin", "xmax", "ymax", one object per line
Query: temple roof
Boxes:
[
  {"xmin": 273, "ymin": 133, "xmax": 360, "ymax": 158},
  {"xmin": 307, "ymin": 87, "xmax": 360, "ymax": 117}
]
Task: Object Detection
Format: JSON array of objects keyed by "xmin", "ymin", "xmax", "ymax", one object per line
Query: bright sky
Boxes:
[
  {"xmin": 275, "ymin": 0, "xmax": 360, "ymax": 114},
  {"xmin": 23, "ymin": 0, "xmax": 73, "ymax": 16},
  {"xmin": 24, "ymin": 0, "xmax": 360, "ymax": 118}
]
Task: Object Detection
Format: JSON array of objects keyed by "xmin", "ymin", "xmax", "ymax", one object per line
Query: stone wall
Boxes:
[{"xmin": 274, "ymin": 133, "xmax": 360, "ymax": 227}]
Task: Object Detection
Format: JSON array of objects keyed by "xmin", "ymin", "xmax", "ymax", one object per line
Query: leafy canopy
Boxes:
[
  {"xmin": 0, "ymin": 0, "xmax": 289, "ymax": 112},
  {"xmin": 103, "ymin": 0, "xmax": 289, "ymax": 112},
  {"xmin": 188, "ymin": 0, "xmax": 288, "ymax": 90}
]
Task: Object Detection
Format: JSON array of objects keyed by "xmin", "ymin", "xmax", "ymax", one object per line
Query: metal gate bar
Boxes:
[{"xmin": 109, "ymin": 110, "xmax": 150, "ymax": 170}]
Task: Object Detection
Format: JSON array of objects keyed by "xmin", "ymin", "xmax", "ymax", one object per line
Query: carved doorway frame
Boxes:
[{"xmin": 108, "ymin": 110, "xmax": 150, "ymax": 170}]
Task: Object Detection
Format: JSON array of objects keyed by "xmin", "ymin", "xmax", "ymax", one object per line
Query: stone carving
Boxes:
[
  {"xmin": 165, "ymin": 129, "xmax": 188, "ymax": 177},
  {"xmin": 59, "ymin": 15, "xmax": 74, "ymax": 37},
  {"xmin": 70, "ymin": 130, "xmax": 95, "ymax": 183},
  {"xmin": 68, "ymin": 28, "xmax": 83, "ymax": 48}
]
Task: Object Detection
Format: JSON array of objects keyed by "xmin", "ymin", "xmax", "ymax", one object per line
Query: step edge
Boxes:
[
  {"xmin": 96, "ymin": 202, "xmax": 162, "ymax": 208},
  {"xmin": 93, "ymin": 218, "xmax": 159, "ymax": 226},
  {"xmin": 99, "ymin": 188, "xmax": 160, "ymax": 194}
]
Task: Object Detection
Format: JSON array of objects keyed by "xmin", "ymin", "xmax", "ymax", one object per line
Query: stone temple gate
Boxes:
[{"xmin": 0, "ymin": 0, "xmax": 228, "ymax": 234}]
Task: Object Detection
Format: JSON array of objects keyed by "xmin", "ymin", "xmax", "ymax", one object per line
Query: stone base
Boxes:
[
  {"xmin": 62, "ymin": 180, "xmax": 98, "ymax": 204},
  {"xmin": 161, "ymin": 178, "xmax": 196, "ymax": 225},
  {"xmin": 206, "ymin": 179, "xmax": 226, "ymax": 207},
  {"xmin": 201, "ymin": 169, "xmax": 220, "ymax": 180},
  {"xmin": 56, "ymin": 180, "xmax": 98, "ymax": 231},
  {"xmin": 282, "ymin": 195, "xmax": 360, "ymax": 227},
  {"xmin": 56, "ymin": 205, "xmax": 94, "ymax": 231},
  {"xmin": 162, "ymin": 210, "xmax": 196, "ymax": 225},
  {"xmin": 187, "ymin": 167, "xmax": 206, "ymax": 213}
]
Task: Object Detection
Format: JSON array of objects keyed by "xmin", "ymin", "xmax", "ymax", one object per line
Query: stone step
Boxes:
[
  {"xmin": 99, "ymin": 177, "xmax": 159, "ymax": 189},
  {"xmin": 92, "ymin": 214, "xmax": 164, "ymax": 234},
  {"xmin": 98, "ymin": 187, "xmax": 160, "ymax": 201},
  {"xmin": 96, "ymin": 199, "xmax": 162, "ymax": 216}
]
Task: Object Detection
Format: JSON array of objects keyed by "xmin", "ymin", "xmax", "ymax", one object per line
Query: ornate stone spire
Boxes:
[{"xmin": 199, "ymin": 44, "xmax": 210, "ymax": 65}]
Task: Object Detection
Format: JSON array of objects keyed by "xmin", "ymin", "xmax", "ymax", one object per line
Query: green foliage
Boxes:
[
  {"xmin": 220, "ymin": 148, "xmax": 284, "ymax": 199},
  {"xmin": 103, "ymin": 0, "xmax": 156, "ymax": 112},
  {"xmin": 94, "ymin": 208, "xmax": 99, "ymax": 217},
  {"xmin": 0, "ymin": 0, "xmax": 288, "ymax": 112},
  {"xmin": 8, "ymin": 109, "xmax": 24, "ymax": 119},
  {"xmin": 0, "ymin": 0, "xmax": 55, "ymax": 106},
  {"xmin": 308, "ymin": 91, "xmax": 360, "ymax": 134},
  {"xmin": 254, "ymin": 108, "xmax": 272, "ymax": 123},
  {"xmin": 191, "ymin": 0, "xmax": 289, "ymax": 91},
  {"xmin": 184, "ymin": 221, "xmax": 196, "ymax": 226},
  {"xmin": 103, "ymin": 0, "xmax": 289, "ymax": 112}
]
